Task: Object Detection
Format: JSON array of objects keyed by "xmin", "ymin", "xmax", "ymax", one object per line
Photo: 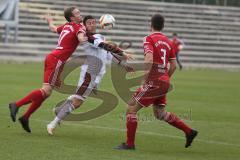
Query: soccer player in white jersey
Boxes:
[
  {"xmin": 47, "ymin": 15, "xmax": 133, "ymax": 135},
  {"xmin": 78, "ymin": 51, "xmax": 112, "ymax": 94}
]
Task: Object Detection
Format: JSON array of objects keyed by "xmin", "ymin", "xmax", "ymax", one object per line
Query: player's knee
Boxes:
[
  {"xmin": 71, "ymin": 98, "xmax": 83, "ymax": 109},
  {"xmin": 126, "ymin": 99, "xmax": 139, "ymax": 114},
  {"xmin": 45, "ymin": 90, "xmax": 52, "ymax": 97},
  {"xmin": 126, "ymin": 105, "xmax": 137, "ymax": 115},
  {"xmin": 156, "ymin": 112, "xmax": 166, "ymax": 121},
  {"xmin": 128, "ymin": 98, "xmax": 136, "ymax": 107},
  {"xmin": 154, "ymin": 106, "xmax": 166, "ymax": 121},
  {"xmin": 41, "ymin": 87, "xmax": 52, "ymax": 97}
]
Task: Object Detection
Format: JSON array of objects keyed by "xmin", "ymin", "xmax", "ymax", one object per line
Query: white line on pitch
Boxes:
[{"xmin": 1, "ymin": 115, "xmax": 239, "ymax": 148}]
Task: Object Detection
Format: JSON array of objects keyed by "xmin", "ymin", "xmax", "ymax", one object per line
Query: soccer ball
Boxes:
[{"xmin": 99, "ymin": 14, "xmax": 115, "ymax": 29}]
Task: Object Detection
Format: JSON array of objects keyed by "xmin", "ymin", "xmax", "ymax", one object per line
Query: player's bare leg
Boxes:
[
  {"xmin": 10, "ymin": 84, "xmax": 52, "ymax": 133},
  {"xmin": 115, "ymin": 99, "xmax": 142, "ymax": 150},
  {"xmin": 153, "ymin": 105, "xmax": 198, "ymax": 148},
  {"xmin": 47, "ymin": 96, "xmax": 83, "ymax": 135}
]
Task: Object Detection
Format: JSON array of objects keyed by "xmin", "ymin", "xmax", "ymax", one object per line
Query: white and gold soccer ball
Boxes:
[{"xmin": 99, "ymin": 14, "xmax": 115, "ymax": 29}]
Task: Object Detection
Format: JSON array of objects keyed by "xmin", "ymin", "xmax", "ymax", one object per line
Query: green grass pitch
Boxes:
[{"xmin": 0, "ymin": 62, "xmax": 239, "ymax": 160}]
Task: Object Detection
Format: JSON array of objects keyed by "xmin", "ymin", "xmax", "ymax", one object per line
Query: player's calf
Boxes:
[
  {"xmin": 71, "ymin": 97, "xmax": 84, "ymax": 109},
  {"xmin": 47, "ymin": 100, "xmax": 75, "ymax": 135},
  {"xmin": 153, "ymin": 105, "xmax": 198, "ymax": 147},
  {"xmin": 153, "ymin": 105, "xmax": 168, "ymax": 121}
]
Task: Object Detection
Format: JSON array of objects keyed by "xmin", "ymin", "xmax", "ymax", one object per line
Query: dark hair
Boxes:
[
  {"xmin": 64, "ymin": 7, "xmax": 76, "ymax": 22},
  {"xmin": 83, "ymin": 15, "xmax": 95, "ymax": 25},
  {"xmin": 173, "ymin": 32, "xmax": 178, "ymax": 36},
  {"xmin": 151, "ymin": 14, "xmax": 164, "ymax": 31}
]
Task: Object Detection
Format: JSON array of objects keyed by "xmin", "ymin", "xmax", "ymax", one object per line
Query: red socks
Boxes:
[
  {"xmin": 125, "ymin": 112, "xmax": 192, "ymax": 147},
  {"xmin": 126, "ymin": 113, "xmax": 138, "ymax": 147},
  {"xmin": 16, "ymin": 89, "xmax": 47, "ymax": 119},
  {"xmin": 165, "ymin": 112, "xmax": 192, "ymax": 135}
]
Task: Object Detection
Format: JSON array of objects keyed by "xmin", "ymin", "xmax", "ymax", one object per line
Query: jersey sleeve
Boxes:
[
  {"xmin": 56, "ymin": 24, "xmax": 65, "ymax": 34},
  {"xmin": 143, "ymin": 36, "xmax": 154, "ymax": 56},
  {"xmin": 106, "ymin": 52, "xmax": 113, "ymax": 61},
  {"xmin": 92, "ymin": 34, "xmax": 105, "ymax": 48},
  {"xmin": 87, "ymin": 34, "xmax": 106, "ymax": 49}
]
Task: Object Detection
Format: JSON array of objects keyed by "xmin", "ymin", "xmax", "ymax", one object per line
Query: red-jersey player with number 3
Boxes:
[
  {"xmin": 8, "ymin": 7, "xmax": 88, "ymax": 133},
  {"xmin": 115, "ymin": 14, "xmax": 198, "ymax": 150}
]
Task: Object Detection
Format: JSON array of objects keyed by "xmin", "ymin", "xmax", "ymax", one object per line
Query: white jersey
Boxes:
[
  {"xmin": 78, "ymin": 33, "xmax": 113, "ymax": 86},
  {"xmin": 68, "ymin": 34, "xmax": 113, "ymax": 101}
]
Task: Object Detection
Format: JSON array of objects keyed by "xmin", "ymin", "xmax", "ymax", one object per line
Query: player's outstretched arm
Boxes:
[
  {"xmin": 168, "ymin": 59, "xmax": 177, "ymax": 77},
  {"xmin": 44, "ymin": 14, "xmax": 58, "ymax": 33},
  {"xmin": 87, "ymin": 35, "xmax": 132, "ymax": 60},
  {"xmin": 99, "ymin": 42, "xmax": 135, "ymax": 61},
  {"xmin": 111, "ymin": 56, "xmax": 134, "ymax": 72}
]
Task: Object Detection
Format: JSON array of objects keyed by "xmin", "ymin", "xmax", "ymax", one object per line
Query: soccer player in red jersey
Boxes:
[
  {"xmin": 46, "ymin": 15, "xmax": 133, "ymax": 135},
  {"xmin": 172, "ymin": 32, "xmax": 185, "ymax": 70},
  {"xmin": 115, "ymin": 14, "xmax": 198, "ymax": 150},
  {"xmin": 8, "ymin": 7, "xmax": 88, "ymax": 133}
]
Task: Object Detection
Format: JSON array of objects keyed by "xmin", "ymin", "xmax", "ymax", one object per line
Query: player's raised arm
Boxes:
[{"xmin": 45, "ymin": 14, "xmax": 58, "ymax": 33}]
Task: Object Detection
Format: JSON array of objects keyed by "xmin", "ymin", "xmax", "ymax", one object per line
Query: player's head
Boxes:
[
  {"xmin": 151, "ymin": 14, "xmax": 164, "ymax": 32},
  {"xmin": 172, "ymin": 32, "xmax": 178, "ymax": 37},
  {"xmin": 83, "ymin": 15, "xmax": 96, "ymax": 34},
  {"xmin": 64, "ymin": 7, "xmax": 82, "ymax": 24}
]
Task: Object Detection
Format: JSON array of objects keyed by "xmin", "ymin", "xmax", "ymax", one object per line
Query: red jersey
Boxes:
[
  {"xmin": 50, "ymin": 22, "xmax": 85, "ymax": 61},
  {"xmin": 172, "ymin": 37, "xmax": 183, "ymax": 54},
  {"xmin": 143, "ymin": 32, "xmax": 176, "ymax": 80}
]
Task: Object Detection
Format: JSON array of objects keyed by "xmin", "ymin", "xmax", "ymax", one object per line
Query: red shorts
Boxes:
[
  {"xmin": 43, "ymin": 54, "xmax": 65, "ymax": 87},
  {"xmin": 133, "ymin": 76, "xmax": 170, "ymax": 107}
]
